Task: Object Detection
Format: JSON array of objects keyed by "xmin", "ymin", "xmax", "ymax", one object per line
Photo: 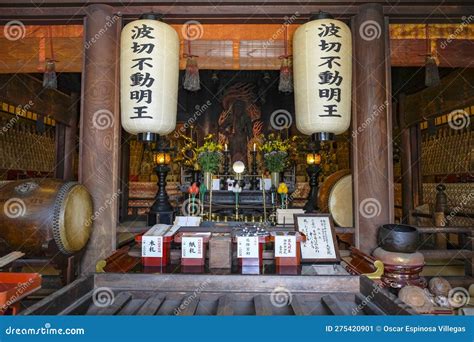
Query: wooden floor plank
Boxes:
[
  {"xmin": 253, "ymin": 295, "xmax": 273, "ymax": 316},
  {"xmin": 321, "ymin": 295, "xmax": 350, "ymax": 316},
  {"xmin": 216, "ymin": 295, "xmax": 234, "ymax": 316},
  {"xmin": 290, "ymin": 295, "xmax": 307, "ymax": 316},
  {"xmin": 355, "ymin": 293, "xmax": 387, "ymax": 315},
  {"xmin": 118, "ymin": 299, "xmax": 145, "ymax": 315},
  {"xmin": 135, "ymin": 294, "xmax": 166, "ymax": 315},
  {"xmin": 175, "ymin": 294, "xmax": 200, "ymax": 316},
  {"xmin": 87, "ymin": 292, "xmax": 132, "ymax": 316}
]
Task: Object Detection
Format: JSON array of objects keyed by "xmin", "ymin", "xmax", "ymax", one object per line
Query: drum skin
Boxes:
[
  {"xmin": 0, "ymin": 179, "xmax": 93, "ymax": 256},
  {"xmin": 318, "ymin": 169, "xmax": 353, "ymax": 227}
]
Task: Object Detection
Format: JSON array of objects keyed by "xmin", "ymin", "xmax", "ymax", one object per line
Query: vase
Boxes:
[
  {"xmin": 270, "ymin": 172, "xmax": 280, "ymax": 189},
  {"xmin": 203, "ymin": 171, "xmax": 213, "ymax": 190}
]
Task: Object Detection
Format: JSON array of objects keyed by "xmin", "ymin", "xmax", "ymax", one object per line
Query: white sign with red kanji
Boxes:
[
  {"xmin": 182, "ymin": 237, "xmax": 203, "ymax": 259},
  {"xmin": 237, "ymin": 236, "xmax": 259, "ymax": 258},
  {"xmin": 142, "ymin": 236, "xmax": 163, "ymax": 257},
  {"xmin": 275, "ymin": 235, "xmax": 296, "ymax": 257}
]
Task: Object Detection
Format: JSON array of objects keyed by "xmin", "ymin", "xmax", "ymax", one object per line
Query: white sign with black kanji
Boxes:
[
  {"xmin": 237, "ymin": 236, "xmax": 259, "ymax": 258},
  {"xmin": 182, "ymin": 237, "xmax": 203, "ymax": 259}
]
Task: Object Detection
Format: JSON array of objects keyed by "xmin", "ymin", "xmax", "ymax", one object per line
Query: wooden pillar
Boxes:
[
  {"xmin": 400, "ymin": 93, "xmax": 423, "ymax": 224},
  {"xmin": 79, "ymin": 5, "xmax": 121, "ymax": 273},
  {"xmin": 119, "ymin": 131, "xmax": 130, "ymax": 223},
  {"xmin": 54, "ymin": 123, "xmax": 66, "ymax": 179},
  {"xmin": 63, "ymin": 92, "xmax": 79, "ymax": 181},
  {"xmin": 352, "ymin": 4, "xmax": 394, "ymax": 254},
  {"xmin": 410, "ymin": 125, "xmax": 423, "ymax": 208},
  {"xmin": 400, "ymin": 93, "xmax": 413, "ymax": 223}
]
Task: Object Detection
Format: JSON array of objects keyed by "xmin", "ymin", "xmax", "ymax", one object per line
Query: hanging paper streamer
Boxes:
[
  {"xmin": 278, "ymin": 26, "xmax": 293, "ymax": 93},
  {"xmin": 278, "ymin": 57, "xmax": 293, "ymax": 93},
  {"xmin": 43, "ymin": 59, "xmax": 57, "ymax": 89},
  {"xmin": 424, "ymin": 25, "xmax": 440, "ymax": 87},
  {"xmin": 43, "ymin": 27, "xmax": 57, "ymax": 89},
  {"xmin": 183, "ymin": 55, "xmax": 201, "ymax": 92}
]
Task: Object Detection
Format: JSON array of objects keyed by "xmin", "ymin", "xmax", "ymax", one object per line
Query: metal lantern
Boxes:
[
  {"xmin": 120, "ymin": 14, "xmax": 180, "ymax": 142},
  {"xmin": 293, "ymin": 13, "xmax": 352, "ymax": 140}
]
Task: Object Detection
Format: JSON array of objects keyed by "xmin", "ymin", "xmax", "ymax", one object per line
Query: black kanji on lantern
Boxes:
[
  {"xmin": 131, "ymin": 24, "xmax": 155, "ymax": 39},
  {"xmin": 131, "ymin": 41, "xmax": 155, "ymax": 54},
  {"xmin": 131, "ymin": 57, "xmax": 153, "ymax": 71},
  {"xmin": 130, "ymin": 72, "xmax": 155, "ymax": 88},
  {"xmin": 318, "ymin": 23, "xmax": 341, "ymax": 38},
  {"xmin": 131, "ymin": 106, "xmax": 152, "ymax": 119},
  {"xmin": 318, "ymin": 70, "xmax": 343, "ymax": 86}
]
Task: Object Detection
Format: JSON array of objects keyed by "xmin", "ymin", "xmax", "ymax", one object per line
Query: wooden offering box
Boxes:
[
  {"xmin": 208, "ymin": 233, "xmax": 232, "ymax": 269},
  {"xmin": 174, "ymin": 232, "xmax": 211, "ymax": 267},
  {"xmin": 270, "ymin": 231, "xmax": 305, "ymax": 267},
  {"xmin": 136, "ymin": 225, "xmax": 180, "ymax": 267}
]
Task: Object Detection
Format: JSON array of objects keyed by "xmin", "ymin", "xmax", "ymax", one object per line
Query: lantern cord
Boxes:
[
  {"xmin": 425, "ymin": 24, "xmax": 429, "ymax": 56},
  {"xmin": 284, "ymin": 25, "xmax": 288, "ymax": 57},
  {"xmin": 48, "ymin": 26, "xmax": 55, "ymax": 61},
  {"xmin": 187, "ymin": 24, "xmax": 192, "ymax": 56}
]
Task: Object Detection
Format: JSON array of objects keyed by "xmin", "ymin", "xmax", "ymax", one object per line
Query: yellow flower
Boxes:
[{"xmin": 277, "ymin": 182, "xmax": 288, "ymax": 194}]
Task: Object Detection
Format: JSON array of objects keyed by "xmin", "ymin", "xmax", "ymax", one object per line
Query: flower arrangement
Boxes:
[
  {"xmin": 196, "ymin": 134, "xmax": 223, "ymax": 173},
  {"xmin": 259, "ymin": 133, "xmax": 298, "ymax": 173}
]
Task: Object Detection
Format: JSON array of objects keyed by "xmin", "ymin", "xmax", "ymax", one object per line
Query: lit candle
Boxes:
[
  {"xmin": 253, "ymin": 143, "xmax": 256, "ymax": 152},
  {"xmin": 224, "ymin": 143, "xmax": 228, "ymax": 151}
]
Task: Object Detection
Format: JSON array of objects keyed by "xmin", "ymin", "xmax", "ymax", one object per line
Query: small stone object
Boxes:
[
  {"xmin": 429, "ymin": 277, "xmax": 452, "ymax": 297},
  {"xmin": 434, "ymin": 295, "xmax": 450, "ymax": 308},
  {"xmin": 423, "ymin": 288, "xmax": 436, "ymax": 305},
  {"xmin": 398, "ymin": 286, "xmax": 433, "ymax": 313}
]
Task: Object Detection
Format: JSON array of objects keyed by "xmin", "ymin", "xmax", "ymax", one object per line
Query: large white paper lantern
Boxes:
[
  {"xmin": 293, "ymin": 14, "xmax": 352, "ymax": 139},
  {"xmin": 120, "ymin": 15, "xmax": 179, "ymax": 141}
]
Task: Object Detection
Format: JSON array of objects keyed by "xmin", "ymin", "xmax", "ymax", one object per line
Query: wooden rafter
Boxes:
[{"xmin": 0, "ymin": 1, "xmax": 472, "ymax": 24}]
